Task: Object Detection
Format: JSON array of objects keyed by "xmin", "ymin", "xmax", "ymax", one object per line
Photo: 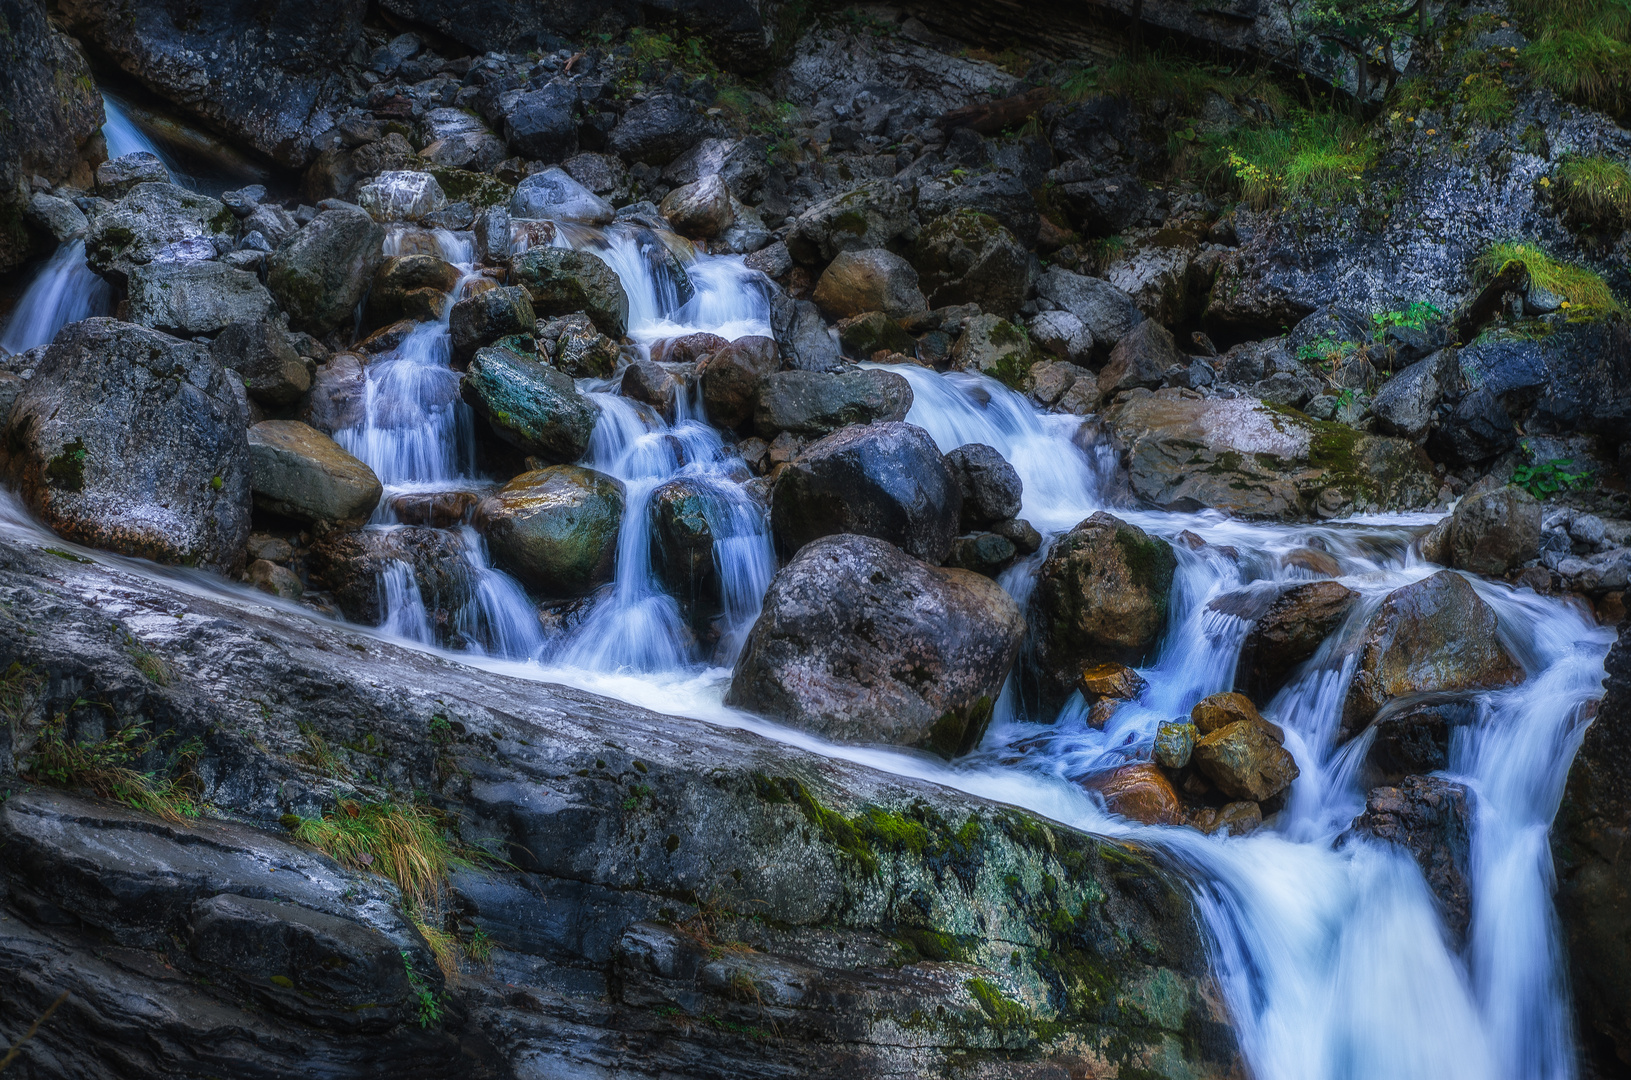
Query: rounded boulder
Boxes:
[{"xmin": 478, "ymin": 466, "xmax": 625, "ymax": 599}]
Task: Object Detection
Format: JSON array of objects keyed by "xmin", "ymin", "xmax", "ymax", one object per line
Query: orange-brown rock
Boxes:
[
  {"xmin": 1192, "ymin": 801, "xmax": 1263, "ymax": 837},
  {"xmin": 1082, "ymin": 763, "xmax": 1184, "ymax": 826},
  {"xmin": 1077, "ymin": 662, "xmax": 1149, "ymax": 702}
]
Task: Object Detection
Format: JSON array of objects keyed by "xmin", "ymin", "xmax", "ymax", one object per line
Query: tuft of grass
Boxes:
[
  {"xmin": 1460, "ymin": 72, "xmax": 1515, "ymax": 125},
  {"xmin": 23, "ymin": 713, "xmax": 201, "ymax": 822},
  {"xmin": 286, "ymin": 798, "xmax": 460, "ymax": 906},
  {"xmin": 125, "ymin": 636, "xmax": 173, "ymax": 686},
  {"xmin": 0, "ymin": 662, "xmax": 42, "ymax": 730},
  {"xmin": 1097, "ymin": 53, "xmax": 1289, "ymax": 116},
  {"xmin": 411, "ymin": 912, "xmax": 464, "ymax": 983},
  {"xmin": 1521, "ymin": 29, "xmax": 1631, "ymax": 114},
  {"xmin": 1216, "ymin": 111, "xmax": 1376, "ymax": 209},
  {"xmin": 1555, "ymin": 155, "xmax": 1631, "ymax": 228},
  {"xmin": 1477, "ymin": 241, "xmax": 1624, "ymax": 312},
  {"xmin": 292, "ymin": 722, "xmax": 351, "ymax": 779}
]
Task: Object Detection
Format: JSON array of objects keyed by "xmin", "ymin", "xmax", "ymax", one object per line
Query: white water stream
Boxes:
[{"xmin": 0, "ymin": 96, "xmax": 1614, "ymax": 1079}]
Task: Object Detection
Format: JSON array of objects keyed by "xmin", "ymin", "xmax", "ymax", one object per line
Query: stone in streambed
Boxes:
[
  {"xmin": 84, "ymin": 182, "xmax": 237, "ymax": 284},
  {"xmin": 509, "ymin": 247, "xmax": 628, "ymax": 338},
  {"xmin": 752, "ymin": 368, "xmax": 913, "ymax": 438},
  {"xmin": 944, "ymin": 443, "xmax": 1022, "ymax": 531},
  {"xmin": 1345, "ymin": 775, "xmax": 1473, "ymax": 939},
  {"xmin": 311, "ymin": 526, "xmax": 476, "ymax": 627},
  {"xmin": 1081, "ymin": 763, "xmax": 1183, "ymax": 826},
  {"xmin": 127, "ymin": 260, "xmax": 278, "ymax": 336},
  {"xmin": 1192, "ymin": 721, "xmax": 1299, "ymax": 803},
  {"xmin": 660, "ymin": 174, "xmax": 735, "ymax": 240},
  {"xmin": 478, "ymin": 466, "xmax": 624, "ymax": 599},
  {"xmin": 1232, "ymin": 580, "xmax": 1359, "ymax": 697},
  {"xmin": 356, "ymin": 170, "xmax": 447, "ymax": 222},
  {"xmin": 96, "ymin": 152, "xmax": 168, "ymax": 199},
  {"xmin": 813, "ymin": 249, "xmax": 926, "ymax": 320},
  {"xmin": 1340, "ymin": 570, "xmax": 1523, "ymax": 740},
  {"xmin": 247, "ymin": 420, "xmax": 382, "ymax": 525},
  {"xmin": 701, "ymin": 335, "xmax": 780, "ymax": 430},
  {"xmin": 1030, "ymin": 512, "xmax": 1175, "ymax": 706},
  {"xmin": 1154, "ymin": 721, "xmax": 1196, "ymax": 769},
  {"xmin": 510, "ymin": 167, "xmax": 614, "ymax": 223},
  {"xmin": 1097, "ymin": 319, "xmax": 1183, "ymax": 397},
  {"xmin": 1420, "ymin": 484, "xmax": 1541, "ymax": 577},
  {"xmin": 648, "ymin": 477, "xmax": 719, "ymax": 609},
  {"xmin": 211, "ymin": 320, "xmax": 312, "ymax": 407},
  {"xmin": 460, "ymin": 346, "xmax": 599, "ymax": 464},
  {"xmin": 268, "ymin": 203, "xmax": 387, "ymax": 336},
  {"xmin": 1192, "ymin": 801, "xmax": 1263, "ymax": 837},
  {"xmin": 1078, "ymin": 662, "xmax": 1149, "ymax": 703},
  {"xmin": 950, "ymin": 313, "xmax": 1040, "ymax": 392},
  {"xmin": 1, "ymin": 318, "xmax": 250, "ymax": 573},
  {"xmin": 450, "ymin": 286, "xmax": 535, "ymax": 363},
  {"xmin": 621, "ymin": 360, "xmax": 680, "ymax": 422},
  {"xmin": 365, "ymin": 254, "xmax": 461, "ymax": 327},
  {"xmin": 1190, "ymin": 691, "xmax": 1279, "ymax": 739},
  {"xmin": 770, "ymin": 422, "xmax": 962, "ymax": 564},
  {"xmin": 944, "ymin": 532, "xmax": 1017, "ymax": 578},
  {"xmin": 726, "ymin": 533, "xmax": 1024, "ymax": 757},
  {"xmin": 909, "ymin": 209, "xmax": 1032, "ymax": 319}
]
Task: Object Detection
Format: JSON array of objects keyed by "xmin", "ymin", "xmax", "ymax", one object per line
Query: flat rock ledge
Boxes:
[{"xmin": 0, "ymin": 529, "xmax": 1237, "ymax": 1080}]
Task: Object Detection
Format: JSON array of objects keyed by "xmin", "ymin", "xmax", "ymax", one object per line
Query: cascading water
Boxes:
[{"xmin": 0, "ymin": 95, "xmax": 169, "ymax": 355}]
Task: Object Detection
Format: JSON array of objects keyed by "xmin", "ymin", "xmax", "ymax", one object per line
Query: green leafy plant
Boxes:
[
  {"xmin": 1302, "ymin": 0, "xmax": 1419, "ymax": 99},
  {"xmin": 1372, "ymin": 300, "xmax": 1445, "ymax": 338},
  {"xmin": 1460, "ymin": 72, "xmax": 1515, "ymax": 125},
  {"xmin": 401, "ymin": 951, "xmax": 443, "ymax": 1028},
  {"xmin": 1512, "ymin": 456, "xmax": 1595, "ymax": 496},
  {"xmin": 1514, "ymin": 0, "xmax": 1631, "ymax": 115},
  {"xmin": 1476, "ymin": 241, "xmax": 1623, "ymax": 312},
  {"xmin": 1217, "ymin": 110, "xmax": 1376, "ymax": 209}
]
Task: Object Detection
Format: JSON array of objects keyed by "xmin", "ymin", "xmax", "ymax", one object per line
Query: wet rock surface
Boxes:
[{"xmin": 1347, "ymin": 776, "xmax": 1474, "ymax": 940}]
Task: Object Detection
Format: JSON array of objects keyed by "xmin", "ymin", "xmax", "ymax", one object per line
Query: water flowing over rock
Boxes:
[
  {"xmin": 770, "ymin": 422, "xmax": 962, "ymax": 564},
  {"xmin": 1341, "ymin": 571, "xmax": 1524, "ymax": 739},
  {"xmin": 366, "ymin": 254, "xmax": 461, "ymax": 328},
  {"xmin": 478, "ymin": 466, "xmax": 625, "ymax": 598},
  {"xmin": 267, "ymin": 203, "xmax": 386, "ymax": 336},
  {"xmin": 728, "ymin": 534, "xmax": 1024, "ymax": 756},
  {"xmin": 1107, "ymin": 393, "xmax": 1438, "ymax": 520},
  {"xmin": 1031, "ymin": 512, "xmax": 1175, "ymax": 706},
  {"xmin": 1346, "ymin": 776, "xmax": 1474, "ymax": 940},
  {"xmin": 0, "ymin": 319, "xmax": 250, "ymax": 573},
  {"xmin": 247, "ymin": 420, "xmax": 382, "ymax": 526},
  {"xmin": 459, "ymin": 346, "xmax": 599, "ymax": 464},
  {"xmin": 311, "ymin": 525, "xmax": 475, "ymax": 628}
]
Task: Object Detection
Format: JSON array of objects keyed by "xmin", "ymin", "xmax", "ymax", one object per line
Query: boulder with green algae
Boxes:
[
  {"xmin": 1031, "ymin": 512, "xmax": 1176, "ymax": 707},
  {"xmin": 0, "ymin": 534, "xmax": 1239, "ymax": 1078},
  {"xmin": 1106, "ymin": 391, "xmax": 1438, "ymax": 521},
  {"xmin": 459, "ymin": 345, "xmax": 599, "ymax": 464},
  {"xmin": 478, "ymin": 465, "xmax": 624, "ymax": 598},
  {"xmin": 509, "ymin": 246, "xmax": 629, "ymax": 338},
  {"xmin": 950, "ymin": 313, "xmax": 1042, "ymax": 392}
]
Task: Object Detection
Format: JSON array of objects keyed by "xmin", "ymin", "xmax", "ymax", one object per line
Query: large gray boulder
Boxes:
[
  {"xmin": 509, "ymin": 247, "xmax": 629, "ymax": 338},
  {"xmin": 910, "ymin": 209, "xmax": 1032, "ymax": 318},
  {"xmin": 510, "ymin": 167, "xmax": 614, "ymax": 223},
  {"xmin": 1371, "ymin": 350, "xmax": 1457, "ymax": 440},
  {"xmin": 606, "ymin": 94, "xmax": 713, "ymax": 166},
  {"xmin": 247, "ymin": 420, "xmax": 382, "ymax": 525},
  {"xmin": 770, "ymin": 422, "xmax": 962, "ymax": 564},
  {"xmin": 1035, "ymin": 267, "xmax": 1143, "ymax": 348},
  {"xmin": 478, "ymin": 466, "xmax": 625, "ymax": 598},
  {"xmin": 96, "ymin": 152, "xmax": 169, "ymax": 199},
  {"xmin": 267, "ymin": 203, "xmax": 386, "ymax": 336},
  {"xmin": 727, "ymin": 534, "xmax": 1025, "ymax": 757},
  {"xmin": 460, "ymin": 346, "xmax": 599, "ymax": 464},
  {"xmin": 752, "ymin": 369, "xmax": 913, "ymax": 438},
  {"xmin": 127, "ymin": 261, "xmax": 278, "ymax": 336},
  {"xmin": 786, "ymin": 180, "xmax": 914, "ymax": 265},
  {"xmin": 505, "ymin": 85, "xmax": 580, "ymax": 163},
  {"xmin": 84, "ymin": 183, "xmax": 236, "ymax": 284},
  {"xmin": 0, "ymin": 318, "xmax": 250, "ymax": 573},
  {"xmin": 211, "ymin": 320, "xmax": 313, "ymax": 407}
]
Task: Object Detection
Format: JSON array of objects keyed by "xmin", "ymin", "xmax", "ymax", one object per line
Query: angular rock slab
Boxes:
[{"xmin": 248, "ymin": 419, "xmax": 382, "ymax": 525}]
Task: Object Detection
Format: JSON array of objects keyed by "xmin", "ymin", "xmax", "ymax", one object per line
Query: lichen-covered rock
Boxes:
[
  {"xmin": 770, "ymin": 422, "xmax": 962, "ymax": 564},
  {"xmin": 1031, "ymin": 512, "xmax": 1175, "ymax": 705},
  {"xmin": 909, "ymin": 210, "xmax": 1032, "ymax": 318},
  {"xmin": 701, "ymin": 335, "xmax": 781, "ymax": 430},
  {"xmin": 1104, "ymin": 226, "xmax": 1216, "ymax": 327},
  {"xmin": 836, "ymin": 310, "xmax": 916, "ymax": 358},
  {"xmin": 1192, "ymin": 721, "xmax": 1299, "ymax": 803},
  {"xmin": 1341, "ymin": 570, "xmax": 1524, "ymax": 738},
  {"xmin": 127, "ymin": 261, "xmax": 277, "ymax": 336},
  {"xmin": 509, "ymin": 247, "xmax": 629, "ymax": 338},
  {"xmin": 1107, "ymin": 393, "xmax": 1438, "ymax": 520},
  {"xmin": 660, "ymin": 174, "xmax": 735, "ymax": 239},
  {"xmin": 211, "ymin": 320, "xmax": 312, "ymax": 407},
  {"xmin": 459, "ymin": 346, "xmax": 599, "ymax": 464},
  {"xmin": 944, "ymin": 443, "xmax": 1023, "ymax": 530},
  {"xmin": 812, "ymin": 249, "xmax": 927, "ymax": 320},
  {"xmin": 510, "ymin": 167, "xmax": 615, "ymax": 223},
  {"xmin": 247, "ymin": 420, "xmax": 382, "ymax": 525},
  {"xmin": 1421, "ymin": 484, "xmax": 1542, "ymax": 577},
  {"xmin": 727, "ymin": 533, "xmax": 1024, "ymax": 757},
  {"xmin": 267, "ymin": 203, "xmax": 386, "ymax": 336},
  {"xmin": 752, "ymin": 369, "xmax": 913, "ymax": 438},
  {"xmin": 478, "ymin": 466, "xmax": 625, "ymax": 598},
  {"xmin": 96, "ymin": 152, "xmax": 169, "ymax": 199},
  {"xmin": 914, "ymin": 168, "xmax": 1040, "ymax": 248},
  {"xmin": 356, "ymin": 171, "xmax": 447, "ymax": 222},
  {"xmin": 1034, "ymin": 267, "xmax": 1143, "ymax": 349},
  {"xmin": 786, "ymin": 179, "xmax": 914, "ymax": 265},
  {"xmin": 84, "ymin": 183, "xmax": 237, "ymax": 284},
  {"xmin": 949, "ymin": 313, "xmax": 1040, "ymax": 391},
  {"xmin": 0, "ymin": 318, "xmax": 250, "ymax": 573},
  {"xmin": 450, "ymin": 286, "xmax": 535, "ymax": 363}
]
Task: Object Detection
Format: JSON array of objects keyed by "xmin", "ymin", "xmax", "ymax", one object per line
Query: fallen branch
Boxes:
[{"xmin": 0, "ymin": 992, "xmax": 70, "ymax": 1072}]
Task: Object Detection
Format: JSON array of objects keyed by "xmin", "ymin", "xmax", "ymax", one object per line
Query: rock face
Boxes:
[
  {"xmin": 0, "ymin": 319, "xmax": 250, "ymax": 574},
  {"xmin": 753, "ymin": 369, "xmax": 913, "ymax": 437},
  {"xmin": 478, "ymin": 466, "xmax": 625, "ymax": 598},
  {"xmin": 127, "ymin": 261, "xmax": 278, "ymax": 336},
  {"xmin": 1341, "ymin": 571, "xmax": 1524, "ymax": 739},
  {"xmin": 268, "ymin": 204, "xmax": 387, "ymax": 336},
  {"xmin": 0, "ymin": 0, "xmax": 103, "ymax": 273},
  {"xmin": 1422, "ymin": 485, "xmax": 1542, "ymax": 576},
  {"xmin": 84, "ymin": 183, "xmax": 237, "ymax": 284},
  {"xmin": 812, "ymin": 249, "xmax": 927, "ymax": 319},
  {"xmin": 510, "ymin": 247, "xmax": 629, "ymax": 338},
  {"xmin": 211, "ymin": 320, "xmax": 312, "ymax": 406},
  {"xmin": 1031, "ymin": 513, "xmax": 1175, "ymax": 704},
  {"xmin": 0, "ymin": 532, "xmax": 1235, "ymax": 1080},
  {"xmin": 1234, "ymin": 581, "xmax": 1360, "ymax": 697},
  {"xmin": 54, "ymin": 0, "xmax": 364, "ymax": 168},
  {"xmin": 607, "ymin": 94, "xmax": 715, "ymax": 165},
  {"xmin": 770, "ymin": 422, "xmax": 963, "ymax": 564},
  {"xmin": 910, "ymin": 210, "xmax": 1031, "ymax": 318},
  {"xmin": 460, "ymin": 346, "xmax": 599, "ymax": 464},
  {"xmin": 247, "ymin": 420, "xmax": 382, "ymax": 525},
  {"xmin": 1347, "ymin": 776, "xmax": 1474, "ymax": 940},
  {"xmin": 1107, "ymin": 393, "xmax": 1438, "ymax": 521},
  {"xmin": 1554, "ymin": 621, "xmax": 1631, "ymax": 1074},
  {"xmin": 728, "ymin": 534, "xmax": 1025, "ymax": 757}
]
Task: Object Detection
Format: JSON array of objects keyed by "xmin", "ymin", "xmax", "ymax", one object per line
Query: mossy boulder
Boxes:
[
  {"xmin": 477, "ymin": 465, "xmax": 625, "ymax": 598},
  {"xmin": 1106, "ymin": 392, "xmax": 1438, "ymax": 521},
  {"xmin": 509, "ymin": 247, "xmax": 629, "ymax": 338},
  {"xmin": 786, "ymin": 179, "xmax": 914, "ymax": 265},
  {"xmin": 1031, "ymin": 512, "xmax": 1176, "ymax": 708},
  {"xmin": 84, "ymin": 183, "xmax": 237, "ymax": 284},
  {"xmin": 459, "ymin": 345, "xmax": 599, "ymax": 464},
  {"xmin": 910, "ymin": 209, "xmax": 1032, "ymax": 318},
  {"xmin": 268, "ymin": 203, "xmax": 387, "ymax": 336},
  {"xmin": 950, "ymin": 313, "xmax": 1042, "ymax": 392},
  {"xmin": 727, "ymin": 533, "xmax": 1024, "ymax": 757}
]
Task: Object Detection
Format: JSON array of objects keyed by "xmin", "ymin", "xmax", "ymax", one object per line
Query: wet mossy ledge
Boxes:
[{"xmin": 0, "ymin": 533, "xmax": 1237, "ymax": 1079}]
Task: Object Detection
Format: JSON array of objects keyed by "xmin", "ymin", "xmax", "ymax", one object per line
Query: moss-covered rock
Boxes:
[
  {"xmin": 477, "ymin": 465, "xmax": 624, "ymax": 598},
  {"xmin": 910, "ymin": 209, "xmax": 1033, "ymax": 318},
  {"xmin": 459, "ymin": 345, "xmax": 599, "ymax": 464},
  {"xmin": 950, "ymin": 313, "xmax": 1042, "ymax": 392},
  {"xmin": 509, "ymin": 247, "xmax": 629, "ymax": 338}
]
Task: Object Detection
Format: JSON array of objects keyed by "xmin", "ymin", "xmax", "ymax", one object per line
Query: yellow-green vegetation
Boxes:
[
  {"xmin": 0, "ymin": 661, "xmax": 41, "ymax": 729},
  {"xmin": 23, "ymin": 713, "xmax": 201, "ymax": 822},
  {"xmin": 285, "ymin": 798, "xmax": 457, "ymax": 905},
  {"xmin": 1477, "ymin": 241, "xmax": 1623, "ymax": 312},
  {"xmin": 1460, "ymin": 72, "xmax": 1515, "ymax": 125},
  {"xmin": 1065, "ymin": 53, "xmax": 1289, "ymax": 115},
  {"xmin": 292, "ymin": 721, "xmax": 350, "ymax": 779},
  {"xmin": 1554, "ymin": 155, "xmax": 1631, "ymax": 228},
  {"xmin": 1513, "ymin": 0, "xmax": 1631, "ymax": 115},
  {"xmin": 1215, "ymin": 111, "xmax": 1376, "ymax": 209}
]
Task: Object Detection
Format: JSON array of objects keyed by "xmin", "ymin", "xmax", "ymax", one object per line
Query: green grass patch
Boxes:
[
  {"xmin": 1215, "ymin": 111, "xmax": 1376, "ymax": 209},
  {"xmin": 1512, "ymin": 451, "xmax": 1596, "ymax": 496},
  {"xmin": 1554, "ymin": 155, "xmax": 1631, "ymax": 228},
  {"xmin": 23, "ymin": 713, "xmax": 201, "ymax": 822},
  {"xmin": 285, "ymin": 798, "xmax": 462, "ymax": 906},
  {"xmin": 1477, "ymin": 240, "xmax": 1623, "ymax": 312},
  {"xmin": 1460, "ymin": 72, "xmax": 1515, "ymax": 125}
]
